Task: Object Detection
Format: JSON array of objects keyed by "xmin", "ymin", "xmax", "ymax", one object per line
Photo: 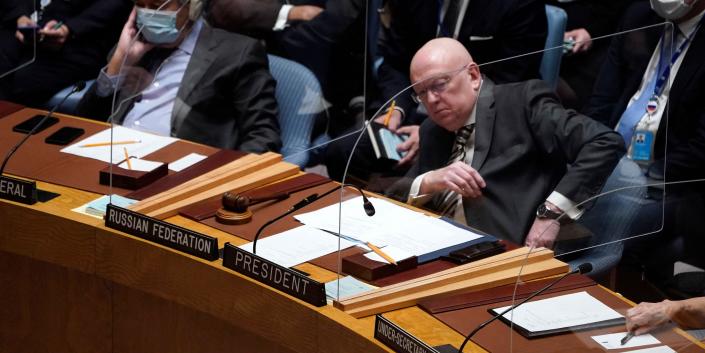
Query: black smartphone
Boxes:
[
  {"xmin": 17, "ymin": 25, "xmax": 38, "ymax": 44},
  {"xmin": 45, "ymin": 126, "xmax": 85, "ymax": 145},
  {"xmin": 12, "ymin": 114, "xmax": 60, "ymax": 134}
]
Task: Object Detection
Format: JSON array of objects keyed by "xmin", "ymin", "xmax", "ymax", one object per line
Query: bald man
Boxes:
[{"xmin": 392, "ymin": 38, "xmax": 624, "ymax": 248}]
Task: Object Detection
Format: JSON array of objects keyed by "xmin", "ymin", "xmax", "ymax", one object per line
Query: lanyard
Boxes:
[{"xmin": 652, "ymin": 17, "xmax": 704, "ymax": 100}]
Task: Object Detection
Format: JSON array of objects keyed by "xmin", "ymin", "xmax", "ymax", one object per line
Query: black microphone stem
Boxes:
[
  {"xmin": 0, "ymin": 83, "xmax": 84, "ymax": 176},
  {"xmin": 252, "ymin": 183, "xmax": 371, "ymax": 254},
  {"xmin": 457, "ymin": 265, "xmax": 586, "ymax": 352}
]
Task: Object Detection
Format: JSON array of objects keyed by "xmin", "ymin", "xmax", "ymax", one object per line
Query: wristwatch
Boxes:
[{"xmin": 536, "ymin": 202, "xmax": 571, "ymax": 225}]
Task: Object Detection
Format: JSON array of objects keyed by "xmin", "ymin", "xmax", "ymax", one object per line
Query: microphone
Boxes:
[
  {"xmin": 456, "ymin": 263, "xmax": 593, "ymax": 352},
  {"xmin": 0, "ymin": 81, "xmax": 86, "ymax": 176},
  {"xmin": 252, "ymin": 184, "xmax": 374, "ymax": 254}
]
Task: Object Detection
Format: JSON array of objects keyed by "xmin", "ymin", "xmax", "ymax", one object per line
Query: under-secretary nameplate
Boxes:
[
  {"xmin": 0, "ymin": 175, "xmax": 37, "ymax": 205},
  {"xmin": 222, "ymin": 243, "xmax": 326, "ymax": 307},
  {"xmin": 105, "ymin": 204, "xmax": 219, "ymax": 261},
  {"xmin": 375, "ymin": 315, "xmax": 439, "ymax": 353}
]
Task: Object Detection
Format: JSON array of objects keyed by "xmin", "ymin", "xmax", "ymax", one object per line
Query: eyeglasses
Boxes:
[{"xmin": 411, "ymin": 64, "xmax": 470, "ymax": 104}]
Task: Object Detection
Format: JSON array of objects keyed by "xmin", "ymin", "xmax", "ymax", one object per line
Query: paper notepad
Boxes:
[{"xmin": 490, "ymin": 291, "xmax": 625, "ymax": 338}]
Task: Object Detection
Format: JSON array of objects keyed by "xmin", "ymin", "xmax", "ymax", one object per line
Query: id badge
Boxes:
[{"xmin": 631, "ymin": 130, "xmax": 654, "ymax": 161}]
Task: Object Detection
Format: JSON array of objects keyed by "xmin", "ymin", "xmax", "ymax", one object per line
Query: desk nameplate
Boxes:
[
  {"xmin": 105, "ymin": 204, "xmax": 219, "ymax": 261},
  {"xmin": 222, "ymin": 243, "xmax": 326, "ymax": 307},
  {"xmin": 0, "ymin": 175, "xmax": 37, "ymax": 205},
  {"xmin": 375, "ymin": 315, "xmax": 440, "ymax": 353}
]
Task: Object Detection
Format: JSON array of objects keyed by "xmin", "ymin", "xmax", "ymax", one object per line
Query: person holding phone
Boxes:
[
  {"xmin": 0, "ymin": 0, "xmax": 131, "ymax": 106},
  {"xmin": 76, "ymin": 0, "xmax": 282, "ymax": 154}
]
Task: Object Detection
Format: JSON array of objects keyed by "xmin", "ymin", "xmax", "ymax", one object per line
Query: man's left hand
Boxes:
[
  {"xmin": 396, "ymin": 125, "xmax": 419, "ymax": 165},
  {"xmin": 39, "ymin": 20, "xmax": 70, "ymax": 47},
  {"xmin": 524, "ymin": 217, "xmax": 560, "ymax": 249}
]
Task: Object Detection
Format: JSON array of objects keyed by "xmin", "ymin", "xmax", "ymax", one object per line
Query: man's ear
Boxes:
[{"xmin": 468, "ymin": 63, "xmax": 481, "ymax": 90}]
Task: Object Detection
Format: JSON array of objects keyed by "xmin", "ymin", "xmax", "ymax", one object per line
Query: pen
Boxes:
[
  {"xmin": 383, "ymin": 100, "xmax": 396, "ymax": 127},
  {"xmin": 366, "ymin": 242, "xmax": 397, "ymax": 265},
  {"xmin": 51, "ymin": 21, "xmax": 63, "ymax": 30},
  {"xmin": 123, "ymin": 147, "xmax": 132, "ymax": 170},
  {"xmin": 620, "ymin": 331, "xmax": 635, "ymax": 346},
  {"xmin": 79, "ymin": 140, "xmax": 141, "ymax": 148}
]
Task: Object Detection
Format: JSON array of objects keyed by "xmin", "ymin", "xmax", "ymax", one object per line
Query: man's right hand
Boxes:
[
  {"xmin": 15, "ymin": 16, "xmax": 35, "ymax": 43},
  {"xmin": 288, "ymin": 5, "xmax": 324, "ymax": 22},
  {"xmin": 107, "ymin": 8, "xmax": 154, "ymax": 76},
  {"xmin": 420, "ymin": 161, "xmax": 486, "ymax": 198},
  {"xmin": 374, "ymin": 109, "xmax": 402, "ymax": 132}
]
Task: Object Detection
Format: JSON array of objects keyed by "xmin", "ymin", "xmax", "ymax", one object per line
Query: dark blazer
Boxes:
[
  {"xmin": 393, "ymin": 79, "xmax": 624, "ymax": 244},
  {"xmin": 379, "ymin": 0, "xmax": 547, "ymax": 124},
  {"xmin": 585, "ymin": 2, "xmax": 705, "ymax": 184},
  {"xmin": 78, "ymin": 23, "xmax": 281, "ymax": 154}
]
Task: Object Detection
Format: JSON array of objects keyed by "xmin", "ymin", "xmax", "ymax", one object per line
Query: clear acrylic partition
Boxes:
[
  {"xmin": 0, "ymin": 0, "xmax": 37, "ymax": 84},
  {"xmin": 334, "ymin": 16, "xmax": 703, "ymax": 352}
]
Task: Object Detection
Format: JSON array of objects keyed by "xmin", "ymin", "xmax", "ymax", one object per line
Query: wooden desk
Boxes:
[{"xmin": 0, "ymin": 109, "xmax": 479, "ymax": 353}]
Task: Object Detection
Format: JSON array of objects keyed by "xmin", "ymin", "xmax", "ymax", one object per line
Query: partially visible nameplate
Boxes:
[
  {"xmin": 105, "ymin": 204, "xmax": 219, "ymax": 261},
  {"xmin": 0, "ymin": 175, "xmax": 37, "ymax": 205},
  {"xmin": 375, "ymin": 315, "xmax": 440, "ymax": 353},
  {"xmin": 222, "ymin": 243, "xmax": 327, "ymax": 307}
]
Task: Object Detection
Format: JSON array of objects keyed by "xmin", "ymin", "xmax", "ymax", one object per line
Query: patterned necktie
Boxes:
[
  {"xmin": 437, "ymin": 123, "xmax": 475, "ymax": 215},
  {"xmin": 439, "ymin": 0, "xmax": 463, "ymax": 38}
]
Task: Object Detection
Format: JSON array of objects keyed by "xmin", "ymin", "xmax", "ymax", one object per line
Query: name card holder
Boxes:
[
  {"xmin": 105, "ymin": 204, "xmax": 219, "ymax": 261},
  {"xmin": 222, "ymin": 243, "xmax": 327, "ymax": 307},
  {"xmin": 0, "ymin": 175, "xmax": 37, "ymax": 205},
  {"xmin": 374, "ymin": 315, "xmax": 443, "ymax": 353}
]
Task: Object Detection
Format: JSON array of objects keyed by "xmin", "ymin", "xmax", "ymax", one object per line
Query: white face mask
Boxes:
[{"xmin": 650, "ymin": 0, "xmax": 699, "ymax": 20}]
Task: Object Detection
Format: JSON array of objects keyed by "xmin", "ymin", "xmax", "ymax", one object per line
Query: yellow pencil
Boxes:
[
  {"xmin": 366, "ymin": 242, "xmax": 397, "ymax": 265},
  {"xmin": 382, "ymin": 100, "xmax": 396, "ymax": 127},
  {"xmin": 79, "ymin": 140, "xmax": 141, "ymax": 148},
  {"xmin": 123, "ymin": 147, "xmax": 132, "ymax": 170}
]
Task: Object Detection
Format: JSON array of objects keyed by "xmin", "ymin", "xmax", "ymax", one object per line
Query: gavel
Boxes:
[{"xmin": 215, "ymin": 191, "xmax": 290, "ymax": 224}]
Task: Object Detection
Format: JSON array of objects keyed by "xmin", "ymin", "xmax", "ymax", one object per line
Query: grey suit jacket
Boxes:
[
  {"xmin": 392, "ymin": 78, "xmax": 624, "ymax": 244},
  {"xmin": 78, "ymin": 22, "xmax": 281, "ymax": 154}
]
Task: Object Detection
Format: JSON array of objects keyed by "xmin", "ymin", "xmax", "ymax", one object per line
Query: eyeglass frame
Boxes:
[{"xmin": 410, "ymin": 63, "xmax": 473, "ymax": 104}]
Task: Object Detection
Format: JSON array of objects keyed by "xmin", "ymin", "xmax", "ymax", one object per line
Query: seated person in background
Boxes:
[
  {"xmin": 325, "ymin": 0, "xmax": 548, "ymax": 181},
  {"xmin": 78, "ymin": 0, "xmax": 281, "ymax": 154},
  {"xmin": 0, "ymin": 0, "xmax": 131, "ymax": 106},
  {"xmin": 390, "ymin": 38, "xmax": 624, "ymax": 247},
  {"xmin": 580, "ymin": 0, "xmax": 705, "ymax": 284},
  {"xmin": 627, "ymin": 297, "xmax": 705, "ymax": 335}
]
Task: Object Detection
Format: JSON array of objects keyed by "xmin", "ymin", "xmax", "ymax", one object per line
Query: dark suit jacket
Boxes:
[
  {"xmin": 393, "ymin": 79, "xmax": 624, "ymax": 244},
  {"xmin": 78, "ymin": 23, "xmax": 281, "ymax": 154},
  {"xmin": 585, "ymin": 2, "xmax": 705, "ymax": 185},
  {"xmin": 379, "ymin": 0, "xmax": 547, "ymax": 124}
]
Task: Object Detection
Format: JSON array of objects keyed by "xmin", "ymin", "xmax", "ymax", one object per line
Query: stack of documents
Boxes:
[{"xmin": 61, "ymin": 126, "xmax": 176, "ymax": 164}]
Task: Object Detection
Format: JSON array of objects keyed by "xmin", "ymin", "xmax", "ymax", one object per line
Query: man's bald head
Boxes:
[{"xmin": 409, "ymin": 38, "xmax": 482, "ymax": 132}]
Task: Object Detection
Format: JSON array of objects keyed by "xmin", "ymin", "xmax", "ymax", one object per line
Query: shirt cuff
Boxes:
[
  {"xmin": 546, "ymin": 191, "xmax": 583, "ymax": 219},
  {"xmin": 273, "ymin": 4, "xmax": 293, "ymax": 31},
  {"xmin": 407, "ymin": 172, "xmax": 433, "ymax": 206},
  {"xmin": 95, "ymin": 67, "xmax": 121, "ymax": 97}
]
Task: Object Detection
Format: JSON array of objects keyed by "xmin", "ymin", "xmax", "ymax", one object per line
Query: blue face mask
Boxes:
[{"xmin": 136, "ymin": 1, "xmax": 188, "ymax": 45}]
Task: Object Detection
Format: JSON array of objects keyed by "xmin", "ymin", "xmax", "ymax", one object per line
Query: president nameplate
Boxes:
[
  {"xmin": 375, "ymin": 315, "xmax": 439, "ymax": 353},
  {"xmin": 0, "ymin": 175, "xmax": 37, "ymax": 205},
  {"xmin": 222, "ymin": 243, "xmax": 326, "ymax": 307},
  {"xmin": 105, "ymin": 204, "xmax": 219, "ymax": 261}
]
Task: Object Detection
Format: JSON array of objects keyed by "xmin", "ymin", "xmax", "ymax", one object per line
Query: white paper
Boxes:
[
  {"xmin": 491, "ymin": 291, "xmax": 623, "ymax": 332},
  {"xmin": 592, "ymin": 332, "xmax": 660, "ymax": 350},
  {"xmin": 623, "ymin": 346, "xmax": 675, "ymax": 353},
  {"xmin": 61, "ymin": 126, "xmax": 176, "ymax": 163},
  {"xmin": 294, "ymin": 197, "xmax": 484, "ymax": 259},
  {"xmin": 238, "ymin": 225, "xmax": 356, "ymax": 268},
  {"xmin": 118, "ymin": 158, "xmax": 162, "ymax": 172},
  {"xmin": 364, "ymin": 245, "xmax": 414, "ymax": 264},
  {"xmin": 325, "ymin": 276, "xmax": 377, "ymax": 299},
  {"xmin": 169, "ymin": 153, "xmax": 207, "ymax": 172}
]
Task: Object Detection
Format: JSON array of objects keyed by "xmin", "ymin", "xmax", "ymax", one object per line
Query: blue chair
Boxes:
[
  {"xmin": 44, "ymin": 79, "xmax": 95, "ymax": 115},
  {"xmin": 267, "ymin": 54, "xmax": 323, "ymax": 168},
  {"xmin": 540, "ymin": 5, "xmax": 567, "ymax": 90}
]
